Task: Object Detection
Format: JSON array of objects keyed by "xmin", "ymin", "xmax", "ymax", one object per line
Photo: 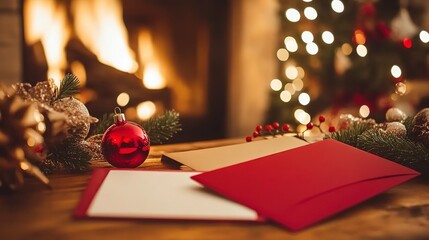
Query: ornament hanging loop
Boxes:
[{"xmin": 113, "ymin": 107, "xmax": 126, "ymax": 125}]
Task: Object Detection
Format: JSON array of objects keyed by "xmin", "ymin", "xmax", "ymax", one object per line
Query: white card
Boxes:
[
  {"xmin": 162, "ymin": 135, "xmax": 308, "ymax": 171},
  {"xmin": 86, "ymin": 170, "xmax": 258, "ymax": 221}
]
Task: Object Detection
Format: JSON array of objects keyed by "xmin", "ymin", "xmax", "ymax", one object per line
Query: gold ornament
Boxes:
[
  {"xmin": 411, "ymin": 108, "xmax": 429, "ymax": 148},
  {"xmin": 385, "ymin": 107, "xmax": 407, "ymax": 122}
]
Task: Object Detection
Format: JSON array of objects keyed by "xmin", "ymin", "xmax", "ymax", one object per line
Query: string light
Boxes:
[
  {"xmin": 116, "ymin": 92, "xmax": 130, "ymax": 107},
  {"xmin": 419, "ymin": 30, "xmax": 429, "ymax": 43},
  {"xmin": 306, "ymin": 42, "xmax": 319, "ymax": 55},
  {"xmin": 301, "ymin": 31, "xmax": 314, "ymax": 43},
  {"xmin": 322, "ymin": 31, "xmax": 334, "ymax": 44},
  {"xmin": 356, "ymin": 44, "xmax": 367, "ymax": 57},
  {"xmin": 280, "ymin": 90, "xmax": 292, "ymax": 102},
  {"xmin": 285, "ymin": 83, "xmax": 296, "ymax": 95},
  {"xmin": 285, "ymin": 8, "xmax": 300, "ymax": 22},
  {"xmin": 354, "ymin": 29, "xmax": 366, "ymax": 45},
  {"xmin": 331, "ymin": 0, "xmax": 344, "ymax": 13},
  {"xmin": 270, "ymin": 79, "xmax": 283, "ymax": 91},
  {"xmin": 298, "ymin": 92, "xmax": 311, "ymax": 105},
  {"xmin": 391, "ymin": 65, "xmax": 402, "ymax": 78},
  {"xmin": 276, "ymin": 48, "xmax": 289, "ymax": 61},
  {"xmin": 359, "ymin": 105, "xmax": 370, "ymax": 118},
  {"xmin": 294, "ymin": 109, "xmax": 311, "ymax": 124},
  {"xmin": 284, "ymin": 36, "xmax": 298, "ymax": 52},
  {"xmin": 296, "ymin": 67, "xmax": 305, "ymax": 78},
  {"xmin": 293, "ymin": 78, "xmax": 304, "ymax": 91},
  {"xmin": 304, "ymin": 7, "xmax": 318, "ymax": 20},
  {"xmin": 285, "ymin": 66, "xmax": 298, "ymax": 80}
]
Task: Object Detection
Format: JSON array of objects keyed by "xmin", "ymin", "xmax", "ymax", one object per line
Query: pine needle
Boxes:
[
  {"xmin": 141, "ymin": 110, "xmax": 182, "ymax": 144},
  {"xmin": 329, "ymin": 122, "xmax": 373, "ymax": 147},
  {"xmin": 53, "ymin": 73, "xmax": 80, "ymax": 102},
  {"xmin": 88, "ymin": 113, "xmax": 114, "ymax": 137}
]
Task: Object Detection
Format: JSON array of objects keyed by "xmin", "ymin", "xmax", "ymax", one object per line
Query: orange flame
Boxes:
[
  {"xmin": 138, "ymin": 30, "xmax": 166, "ymax": 89},
  {"xmin": 24, "ymin": 0, "xmax": 69, "ymax": 86},
  {"xmin": 71, "ymin": 0, "xmax": 138, "ymax": 73}
]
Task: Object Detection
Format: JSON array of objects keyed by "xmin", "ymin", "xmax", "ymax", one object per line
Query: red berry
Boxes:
[
  {"xmin": 256, "ymin": 125, "xmax": 263, "ymax": 132},
  {"xmin": 272, "ymin": 122, "xmax": 280, "ymax": 129},
  {"xmin": 328, "ymin": 126, "xmax": 336, "ymax": 133},
  {"xmin": 306, "ymin": 122, "xmax": 314, "ymax": 130},
  {"xmin": 253, "ymin": 131, "xmax": 259, "ymax": 138},
  {"xmin": 318, "ymin": 115, "xmax": 326, "ymax": 123},
  {"xmin": 265, "ymin": 124, "xmax": 273, "ymax": 131},
  {"xmin": 246, "ymin": 136, "xmax": 252, "ymax": 142},
  {"xmin": 282, "ymin": 123, "xmax": 290, "ymax": 132}
]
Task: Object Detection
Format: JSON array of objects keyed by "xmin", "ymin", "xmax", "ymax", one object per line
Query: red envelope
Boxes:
[{"xmin": 191, "ymin": 139, "xmax": 420, "ymax": 231}]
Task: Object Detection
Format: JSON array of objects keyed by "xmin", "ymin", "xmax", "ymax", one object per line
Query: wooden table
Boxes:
[{"xmin": 1, "ymin": 138, "xmax": 429, "ymax": 240}]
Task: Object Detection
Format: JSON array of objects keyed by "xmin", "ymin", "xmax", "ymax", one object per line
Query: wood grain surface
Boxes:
[{"xmin": 1, "ymin": 138, "xmax": 428, "ymax": 240}]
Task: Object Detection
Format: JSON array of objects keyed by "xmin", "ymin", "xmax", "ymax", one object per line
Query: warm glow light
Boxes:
[
  {"xmin": 304, "ymin": 7, "xmax": 317, "ymax": 20},
  {"xmin": 419, "ymin": 30, "xmax": 429, "ymax": 43},
  {"xmin": 285, "ymin": 8, "xmax": 300, "ymax": 22},
  {"xmin": 322, "ymin": 31, "xmax": 334, "ymax": 44},
  {"xmin": 276, "ymin": 48, "xmax": 289, "ymax": 61},
  {"xmin": 294, "ymin": 109, "xmax": 311, "ymax": 124},
  {"xmin": 306, "ymin": 42, "xmax": 319, "ymax": 55},
  {"xmin": 72, "ymin": 0, "xmax": 138, "ymax": 73},
  {"xmin": 298, "ymin": 92, "xmax": 310, "ymax": 105},
  {"xmin": 116, "ymin": 92, "xmax": 130, "ymax": 107},
  {"xmin": 143, "ymin": 63, "xmax": 166, "ymax": 89},
  {"xmin": 270, "ymin": 79, "xmax": 283, "ymax": 91},
  {"xmin": 284, "ymin": 83, "xmax": 296, "ymax": 95},
  {"xmin": 24, "ymin": 0, "xmax": 70, "ymax": 87},
  {"xmin": 285, "ymin": 66, "xmax": 298, "ymax": 80},
  {"xmin": 296, "ymin": 67, "xmax": 305, "ymax": 78},
  {"xmin": 391, "ymin": 65, "xmax": 402, "ymax": 78},
  {"xmin": 341, "ymin": 43, "xmax": 353, "ymax": 55},
  {"xmin": 356, "ymin": 45, "xmax": 367, "ymax": 57},
  {"xmin": 359, "ymin": 105, "xmax": 370, "ymax": 118},
  {"xmin": 354, "ymin": 29, "xmax": 366, "ymax": 45},
  {"xmin": 137, "ymin": 101, "xmax": 156, "ymax": 120},
  {"xmin": 284, "ymin": 37, "xmax": 298, "ymax": 52},
  {"xmin": 301, "ymin": 31, "xmax": 314, "ymax": 43},
  {"xmin": 293, "ymin": 78, "xmax": 304, "ymax": 91},
  {"xmin": 331, "ymin": 0, "xmax": 345, "ymax": 13},
  {"xmin": 302, "ymin": 0, "xmax": 312, "ymax": 2},
  {"xmin": 280, "ymin": 90, "xmax": 292, "ymax": 102}
]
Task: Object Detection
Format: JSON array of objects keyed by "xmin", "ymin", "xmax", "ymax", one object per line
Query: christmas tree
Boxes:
[{"xmin": 267, "ymin": 0, "xmax": 429, "ymax": 127}]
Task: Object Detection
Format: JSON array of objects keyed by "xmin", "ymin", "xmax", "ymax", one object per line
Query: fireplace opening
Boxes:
[{"xmin": 22, "ymin": 0, "xmax": 230, "ymax": 142}]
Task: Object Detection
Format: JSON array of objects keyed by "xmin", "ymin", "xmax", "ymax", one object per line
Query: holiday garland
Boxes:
[
  {"xmin": 0, "ymin": 74, "xmax": 181, "ymax": 190},
  {"xmin": 248, "ymin": 108, "xmax": 429, "ymax": 175}
]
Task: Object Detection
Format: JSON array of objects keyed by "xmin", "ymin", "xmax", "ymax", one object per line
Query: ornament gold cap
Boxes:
[{"xmin": 113, "ymin": 107, "xmax": 126, "ymax": 123}]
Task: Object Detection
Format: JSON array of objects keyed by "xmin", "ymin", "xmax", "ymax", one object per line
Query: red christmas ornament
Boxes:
[{"xmin": 101, "ymin": 107, "xmax": 150, "ymax": 168}]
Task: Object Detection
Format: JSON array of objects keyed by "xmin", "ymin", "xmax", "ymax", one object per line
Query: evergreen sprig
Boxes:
[
  {"xmin": 329, "ymin": 122, "xmax": 374, "ymax": 147},
  {"xmin": 43, "ymin": 139, "xmax": 92, "ymax": 174},
  {"xmin": 330, "ymin": 119, "xmax": 429, "ymax": 174},
  {"xmin": 53, "ymin": 73, "xmax": 80, "ymax": 102},
  {"xmin": 357, "ymin": 130, "xmax": 429, "ymax": 173},
  {"xmin": 141, "ymin": 110, "xmax": 182, "ymax": 144}
]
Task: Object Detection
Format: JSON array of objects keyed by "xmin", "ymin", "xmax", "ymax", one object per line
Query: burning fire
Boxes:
[
  {"xmin": 71, "ymin": 0, "xmax": 138, "ymax": 73},
  {"xmin": 24, "ymin": 0, "xmax": 69, "ymax": 86},
  {"xmin": 138, "ymin": 30, "xmax": 166, "ymax": 89}
]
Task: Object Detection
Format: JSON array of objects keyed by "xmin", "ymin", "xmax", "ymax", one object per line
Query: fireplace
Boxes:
[{"xmin": 21, "ymin": 0, "xmax": 230, "ymax": 142}]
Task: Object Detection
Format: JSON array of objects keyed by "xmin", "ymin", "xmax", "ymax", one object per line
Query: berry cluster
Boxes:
[
  {"xmin": 301, "ymin": 115, "xmax": 336, "ymax": 137},
  {"xmin": 246, "ymin": 122, "xmax": 292, "ymax": 142},
  {"xmin": 246, "ymin": 115, "xmax": 336, "ymax": 142}
]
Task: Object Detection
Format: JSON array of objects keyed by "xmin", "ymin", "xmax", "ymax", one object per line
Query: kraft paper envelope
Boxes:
[
  {"xmin": 75, "ymin": 169, "xmax": 260, "ymax": 221},
  {"xmin": 191, "ymin": 139, "xmax": 420, "ymax": 231},
  {"xmin": 162, "ymin": 135, "xmax": 308, "ymax": 171}
]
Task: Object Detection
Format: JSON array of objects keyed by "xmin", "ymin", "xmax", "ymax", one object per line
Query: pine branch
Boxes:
[
  {"xmin": 141, "ymin": 110, "xmax": 182, "ymax": 144},
  {"xmin": 88, "ymin": 113, "xmax": 114, "ymax": 137},
  {"xmin": 53, "ymin": 73, "xmax": 80, "ymax": 102},
  {"xmin": 357, "ymin": 130, "xmax": 429, "ymax": 174},
  {"xmin": 329, "ymin": 122, "xmax": 374, "ymax": 147},
  {"xmin": 43, "ymin": 139, "xmax": 91, "ymax": 173}
]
